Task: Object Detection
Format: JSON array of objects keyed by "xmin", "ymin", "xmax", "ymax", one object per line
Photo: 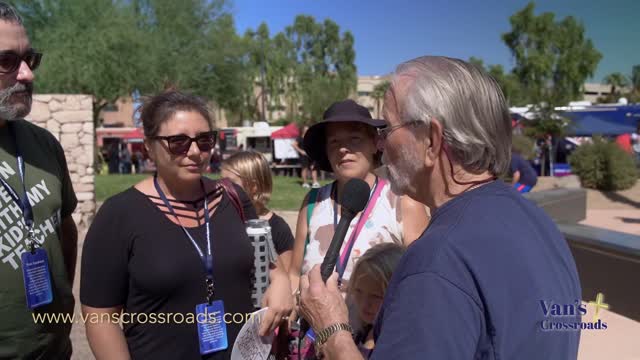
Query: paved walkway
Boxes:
[
  {"xmin": 580, "ymin": 180, "xmax": 640, "ymax": 236},
  {"xmin": 578, "ymin": 304, "xmax": 640, "ymax": 360},
  {"xmin": 70, "ymin": 230, "xmax": 92, "ymax": 360}
]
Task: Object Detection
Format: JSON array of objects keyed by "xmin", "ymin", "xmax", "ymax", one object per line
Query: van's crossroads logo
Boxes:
[{"xmin": 540, "ymin": 292, "xmax": 609, "ymax": 331}]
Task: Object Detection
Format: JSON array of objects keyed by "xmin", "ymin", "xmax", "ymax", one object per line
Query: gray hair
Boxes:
[
  {"xmin": 0, "ymin": 2, "xmax": 22, "ymax": 24},
  {"xmin": 393, "ymin": 56, "xmax": 512, "ymax": 176}
]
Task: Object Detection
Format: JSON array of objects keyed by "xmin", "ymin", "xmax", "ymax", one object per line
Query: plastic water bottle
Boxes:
[{"xmin": 246, "ymin": 219, "xmax": 278, "ymax": 309}]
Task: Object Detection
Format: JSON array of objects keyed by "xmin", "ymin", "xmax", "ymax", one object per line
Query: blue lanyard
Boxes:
[
  {"xmin": 153, "ymin": 174, "xmax": 215, "ymax": 302},
  {"xmin": 0, "ymin": 123, "xmax": 36, "ymax": 249},
  {"xmin": 332, "ymin": 177, "xmax": 378, "ymax": 278}
]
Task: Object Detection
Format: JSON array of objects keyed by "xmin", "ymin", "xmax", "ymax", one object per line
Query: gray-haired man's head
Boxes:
[{"xmin": 381, "ymin": 56, "xmax": 511, "ymax": 203}]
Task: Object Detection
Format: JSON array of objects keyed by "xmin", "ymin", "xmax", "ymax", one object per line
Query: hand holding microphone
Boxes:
[{"xmin": 299, "ymin": 178, "xmax": 370, "ymax": 338}]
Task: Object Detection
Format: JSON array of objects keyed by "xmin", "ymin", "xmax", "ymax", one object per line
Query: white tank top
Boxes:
[{"xmin": 301, "ymin": 180, "xmax": 403, "ymax": 282}]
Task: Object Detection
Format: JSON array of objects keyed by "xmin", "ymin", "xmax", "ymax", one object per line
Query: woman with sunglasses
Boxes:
[{"xmin": 80, "ymin": 91, "xmax": 293, "ymax": 360}]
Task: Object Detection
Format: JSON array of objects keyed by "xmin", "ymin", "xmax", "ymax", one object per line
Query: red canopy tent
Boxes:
[
  {"xmin": 120, "ymin": 127, "xmax": 144, "ymax": 140},
  {"xmin": 270, "ymin": 123, "xmax": 300, "ymax": 139}
]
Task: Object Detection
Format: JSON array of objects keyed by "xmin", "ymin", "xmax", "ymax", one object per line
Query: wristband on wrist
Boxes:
[{"xmin": 315, "ymin": 322, "xmax": 353, "ymax": 350}]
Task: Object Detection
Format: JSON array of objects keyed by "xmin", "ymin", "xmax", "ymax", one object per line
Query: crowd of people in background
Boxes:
[
  {"xmin": 617, "ymin": 121, "xmax": 640, "ymax": 165},
  {"xmin": 106, "ymin": 143, "xmax": 149, "ymax": 174}
]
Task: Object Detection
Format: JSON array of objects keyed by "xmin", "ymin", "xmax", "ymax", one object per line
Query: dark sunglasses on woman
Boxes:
[
  {"xmin": 150, "ymin": 131, "xmax": 218, "ymax": 156},
  {"xmin": 0, "ymin": 49, "xmax": 42, "ymax": 74}
]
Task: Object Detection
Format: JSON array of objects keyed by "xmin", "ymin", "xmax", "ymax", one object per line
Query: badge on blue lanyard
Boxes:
[
  {"xmin": 0, "ymin": 123, "xmax": 53, "ymax": 309},
  {"xmin": 153, "ymin": 174, "xmax": 228, "ymax": 354},
  {"xmin": 21, "ymin": 248, "xmax": 53, "ymax": 308},
  {"xmin": 196, "ymin": 300, "xmax": 228, "ymax": 354}
]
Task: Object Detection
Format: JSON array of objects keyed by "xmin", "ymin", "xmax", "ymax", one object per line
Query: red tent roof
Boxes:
[
  {"xmin": 120, "ymin": 127, "xmax": 144, "ymax": 140},
  {"xmin": 271, "ymin": 123, "xmax": 300, "ymax": 139}
]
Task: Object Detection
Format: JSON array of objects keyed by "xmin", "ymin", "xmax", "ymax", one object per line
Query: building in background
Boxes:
[
  {"xmin": 582, "ymin": 83, "xmax": 632, "ymax": 104},
  {"xmin": 97, "ymin": 79, "xmax": 629, "ymax": 136}
]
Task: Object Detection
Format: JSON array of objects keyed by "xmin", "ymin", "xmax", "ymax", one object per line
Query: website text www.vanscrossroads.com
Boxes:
[{"xmin": 32, "ymin": 310, "xmax": 261, "ymax": 325}]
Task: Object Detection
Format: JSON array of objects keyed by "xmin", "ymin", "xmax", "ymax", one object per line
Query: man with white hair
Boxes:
[{"xmin": 299, "ymin": 56, "xmax": 581, "ymax": 359}]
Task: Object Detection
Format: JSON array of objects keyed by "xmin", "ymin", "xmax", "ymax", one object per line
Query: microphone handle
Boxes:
[
  {"xmin": 320, "ymin": 210, "xmax": 355, "ymax": 281},
  {"xmin": 299, "ymin": 211, "xmax": 356, "ymax": 339}
]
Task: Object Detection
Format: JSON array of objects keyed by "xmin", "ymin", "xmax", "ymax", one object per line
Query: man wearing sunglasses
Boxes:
[{"xmin": 0, "ymin": 3, "xmax": 78, "ymax": 359}]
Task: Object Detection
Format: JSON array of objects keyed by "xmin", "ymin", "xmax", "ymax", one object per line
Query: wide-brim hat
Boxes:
[{"xmin": 303, "ymin": 99, "xmax": 385, "ymax": 172}]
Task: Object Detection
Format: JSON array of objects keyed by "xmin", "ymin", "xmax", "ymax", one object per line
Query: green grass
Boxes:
[
  {"xmin": 95, "ymin": 174, "xmax": 148, "ymax": 202},
  {"xmin": 95, "ymin": 174, "xmax": 331, "ymax": 211}
]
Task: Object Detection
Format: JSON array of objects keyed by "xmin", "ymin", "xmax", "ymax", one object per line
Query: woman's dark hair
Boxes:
[
  {"xmin": 0, "ymin": 2, "xmax": 23, "ymax": 24},
  {"xmin": 140, "ymin": 90, "xmax": 213, "ymax": 138}
]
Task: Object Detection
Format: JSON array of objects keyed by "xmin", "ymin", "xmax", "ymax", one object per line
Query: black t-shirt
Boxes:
[
  {"xmin": 295, "ymin": 136, "xmax": 308, "ymax": 157},
  {"xmin": 80, "ymin": 182, "xmax": 257, "ymax": 360},
  {"xmin": 268, "ymin": 213, "xmax": 294, "ymax": 254}
]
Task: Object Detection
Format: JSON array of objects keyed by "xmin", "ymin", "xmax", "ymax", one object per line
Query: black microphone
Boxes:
[{"xmin": 299, "ymin": 178, "xmax": 371, "ymax": 340}]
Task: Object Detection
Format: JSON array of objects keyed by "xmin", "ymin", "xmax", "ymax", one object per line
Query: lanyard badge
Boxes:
[
  {"xmin": 153, "ymin": 175, "xmax": 228, "ymax": 354},
  {"xmin": 0, "ymin": 123, "xmax": 53, "ymax": 309},
  {"xmin": 21, "ymin": 248, "xmax": 54, "ymax": 308}
]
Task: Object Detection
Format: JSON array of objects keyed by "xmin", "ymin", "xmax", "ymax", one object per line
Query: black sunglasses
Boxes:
[
  {"xmin": 150, "ymin": 131, "xmax": 218, "ymax": 155},
  {"xmin": 0, "ymin": 50, "xmax": 43, "ymax": 74}
]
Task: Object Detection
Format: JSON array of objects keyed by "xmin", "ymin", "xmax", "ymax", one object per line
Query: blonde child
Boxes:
[
  {"xmin": 347, "ymin": 243, "xmax": 405, "ymax": 357},
  {"xmin": 221, "ymin": 151, "xmax": 294, "ymax": 270}
]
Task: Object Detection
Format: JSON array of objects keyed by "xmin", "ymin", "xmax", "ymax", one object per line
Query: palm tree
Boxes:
[
  {"xmin": 603, "ymin": 72, "xmax": 629, "ymax": 96},
  {"xmin": 632, "ymin": 65, "xmax": 640, "ymax": 92},
  {"xmin": 371, "ymin": 80, "xmax": 391, "ymax": 118},
  {"xmin": 628, "ymin": 65, "xmax": 640, "ymax": 103}
]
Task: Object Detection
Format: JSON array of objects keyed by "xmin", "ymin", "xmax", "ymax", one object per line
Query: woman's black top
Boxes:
[
  {"xmin": 268, "ymin": 213, "xmax": 294, "ymax": 254},
  {"xmin": 80, "ymin": 182, "xmax": 257, "ymax": 359}
]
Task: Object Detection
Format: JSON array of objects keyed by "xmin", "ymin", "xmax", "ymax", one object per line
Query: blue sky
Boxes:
[{"xmin": 232, "ymin": 0, "xmax": 640, "ymax": 82}]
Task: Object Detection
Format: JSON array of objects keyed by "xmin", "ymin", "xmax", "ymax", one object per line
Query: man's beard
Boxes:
[
  {"xmin": 382, "ymin": 144, "xmax": 421, "ymax": 195},
  {"xmin": 0, "ymin": 82, "xmax": 33, "ymax": 121}
]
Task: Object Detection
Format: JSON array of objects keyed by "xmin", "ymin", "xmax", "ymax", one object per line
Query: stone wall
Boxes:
[{"xmin": 25, "ymin": 94, "xmax": 95, "ymax": 230}]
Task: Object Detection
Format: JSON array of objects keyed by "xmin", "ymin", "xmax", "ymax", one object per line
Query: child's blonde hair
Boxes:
[
  {"xmin": 348, "ymin": 243, "xmax": 405, "ymax": 297},
  {"xmin": 221, "ymin": 151, "xmax": 272, "ymax": 215}
]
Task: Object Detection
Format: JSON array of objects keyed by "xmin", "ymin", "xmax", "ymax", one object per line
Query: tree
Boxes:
[
  {"xmin": 487, "ymin": 64, "xmax": 526, "ymax": 106},
  {"xmin": 14, "ymin": 1, "xmax": 358, "ymax": 128},
  {"xmin": 632, "ymin": 65, "xmax": 640, "ymax": 92},
  {"xmin": 371, "ymin": 80, "xmax": 390, "ymax": 118},
  {"xmin": 205, "ymin": 14, "xmax": 255, "ymax": 125},
  {"xmin": 467, "ymin": 57, "xmax": 526, "ymax": 106},
  {"xmin": 468, "ymin": 56, "xmax": 485, "ymax": 69},
  {"xmin": 133, "ymin": 0, "xmax": 231, "ymax": 95},
  {"xmin": 285, "ymin": 15, "xmax": 357, "ymax": 123},
  {"xmin": 503, "ymin": 2, "xmax": 601, "ymax": 140},
  {"xmin": 502, "ymin": 2, "xmax": 602, "ymax": 109},
  {"xmin": 603, "ymin": 72, "xmax": 629, "ymax": 97},
  {"xmin": 626, "ymin": 65, "xmax": 640, "ymax": 103},
  {"xmin": 17, "ymin": 0, "xmax": 152, "ymax": 125},
  {"xmin": 244, "ymin": 22, "xmax": 297, "ymax": 123},
  {"xmin": 17, "ymin": 0, "xmax": 246, "ymax": 126}
]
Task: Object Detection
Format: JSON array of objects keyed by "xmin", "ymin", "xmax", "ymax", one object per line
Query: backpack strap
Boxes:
[
  {"xmin": 302, "ymin": 187, "xmax": 320, "ymax": 268},
  {"xmin": 219, "ymin": 178, "xmax": 246, "ymax": 223}
]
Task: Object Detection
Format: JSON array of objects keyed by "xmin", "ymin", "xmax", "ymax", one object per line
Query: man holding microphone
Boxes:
[{"xmin": 298, "ymin": 56, "xmax": 581, "ymax": 359}]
